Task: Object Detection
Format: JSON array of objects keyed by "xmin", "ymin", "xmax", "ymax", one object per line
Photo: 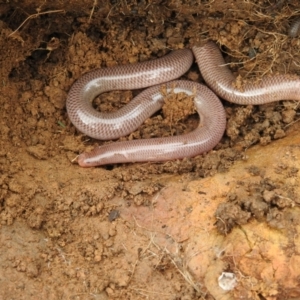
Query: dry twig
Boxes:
[{"xmin": 8, "ymin": 9, "xmax": 65, "ymax": 37}]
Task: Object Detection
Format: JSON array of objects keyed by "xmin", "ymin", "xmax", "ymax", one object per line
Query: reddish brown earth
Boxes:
[{"xmin": 1, "ymin": 1, "xmax": 300, "ymax": 299}]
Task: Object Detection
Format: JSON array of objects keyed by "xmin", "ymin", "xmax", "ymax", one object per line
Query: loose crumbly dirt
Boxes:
[{"xmin": 1, "ymin": 0, "xmax": 300, "ymax": 299}]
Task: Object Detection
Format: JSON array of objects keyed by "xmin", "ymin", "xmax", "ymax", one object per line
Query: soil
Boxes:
[{"xmin": 1, "ymin": 0, "xmax": 300, "ymax": 299}]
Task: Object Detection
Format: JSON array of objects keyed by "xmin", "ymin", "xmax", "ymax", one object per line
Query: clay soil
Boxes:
[{"xmin": 1, "ymin": 0, "xmax": 300, "ymax": 299}]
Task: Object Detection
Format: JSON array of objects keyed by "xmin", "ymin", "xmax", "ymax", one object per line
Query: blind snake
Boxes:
[{"xmin": 66, "ymin": 42, "xmax": 300, "ymax": 167}]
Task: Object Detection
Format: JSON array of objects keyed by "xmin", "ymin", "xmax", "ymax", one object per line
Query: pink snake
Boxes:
[{"xmin": 66, "ymin": 42, "xmax": 300, "ymax": 167}]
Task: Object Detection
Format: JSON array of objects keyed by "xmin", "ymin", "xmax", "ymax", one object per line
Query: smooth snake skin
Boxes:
[
  {"xmin": 67, "ymin": 42, "xmax": 300, "ymax": 167},
  {"xmin": 289, "ymin": 17, "xmax": 300, "ymax": 38}
]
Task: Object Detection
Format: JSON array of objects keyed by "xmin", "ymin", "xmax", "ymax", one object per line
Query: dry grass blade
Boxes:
[{"xmin": 8, "ymin": 9, "xmax": 65, "ymax": 37}]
